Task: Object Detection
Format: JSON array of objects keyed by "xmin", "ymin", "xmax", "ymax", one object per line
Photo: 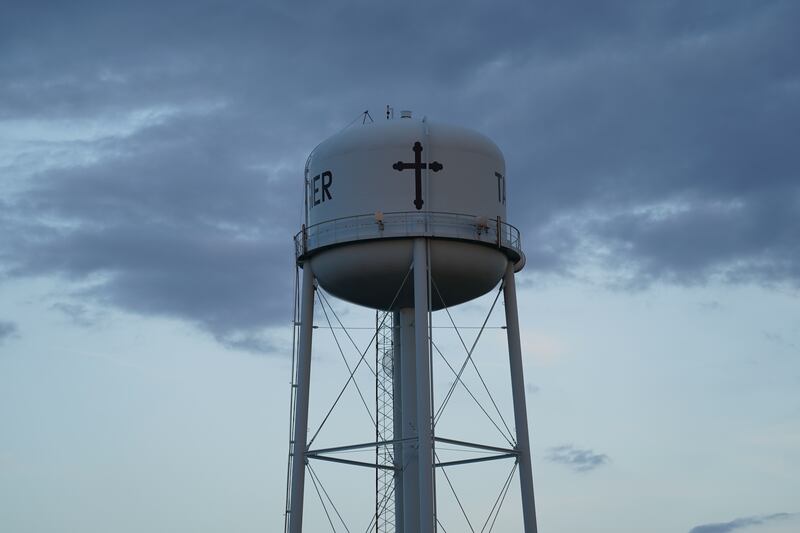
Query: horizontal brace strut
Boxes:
[
  {"xmin": 307, "ymin": 437, "xmax": 415, "ymax": 456},
  {"xmin": 436, "ymin": 452, "xmax": 518, "ymax": 468},
  {"xmin": 435, "ymin": 436, "xmax": 519, "ymax": 455},
  {"xmin": 306, "ymin": 453, "xmax": 398, "ymax": 471}
]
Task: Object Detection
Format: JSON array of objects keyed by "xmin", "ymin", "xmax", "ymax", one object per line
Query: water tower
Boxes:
[{"xmin": 284, "ymin": 110, "xmax": 538, "ymax": 532}]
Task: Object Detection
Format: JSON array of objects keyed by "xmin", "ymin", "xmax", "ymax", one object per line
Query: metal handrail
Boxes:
[{"xmin": 294, "ymin": 211, "xmax": 522, "ymax": 260}]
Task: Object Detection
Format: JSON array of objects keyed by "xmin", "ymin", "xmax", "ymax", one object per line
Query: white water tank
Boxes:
[{"xmin": 296, "ymin": 115, "xmax": 523, "ymax": 310}]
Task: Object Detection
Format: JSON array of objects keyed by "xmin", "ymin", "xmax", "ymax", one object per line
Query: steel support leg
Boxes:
[
  {"xmin": 413, "ymin": 238, "xmax": 434, "ymax": 533},
  {"xmin": 503, "ymin": 261, "xmax": 538, "ymax": 533},
  {"xmin": 288, "ymin": 263, "xmax": 315, "ymax": 533}
]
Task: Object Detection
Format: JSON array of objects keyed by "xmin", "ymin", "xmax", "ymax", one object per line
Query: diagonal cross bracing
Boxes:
[
  {"xmin": 307, "ymin": 266, "xmax": 412, "ymax": 448},
  {"xmin": 316, "ymin": 291, "xmax": 376, "ymax": 429},
  {"xmin": 432, "ymin": 280, "xmax": 515, "ymax": 447}
]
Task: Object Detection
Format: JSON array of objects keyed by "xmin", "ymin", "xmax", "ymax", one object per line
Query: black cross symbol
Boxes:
[{"xmin": 392, "ymin": 141, "xmax": 443, "ymax": 210}]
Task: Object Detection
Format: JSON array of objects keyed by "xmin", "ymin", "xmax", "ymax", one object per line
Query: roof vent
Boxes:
[{"xmin": 400, "ymin": 110, "xmax": 412, "ymax": 119}]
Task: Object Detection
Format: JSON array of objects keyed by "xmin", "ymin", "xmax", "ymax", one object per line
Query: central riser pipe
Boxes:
[
  {"xmin": 413, "ymin": 238, "xmax": 434, "ymax": 533},
  {"xmin": 398, "ymin": 307, "xmax": 417, "ymax": 530}
]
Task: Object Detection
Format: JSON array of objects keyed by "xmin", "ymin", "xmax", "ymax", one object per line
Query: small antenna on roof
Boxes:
[
  {"xmin": 362, "ymin": 110, "xmax": 374, "ymax": 124},
  {"xmin": 386, "ymin": 105, "xmax": 394, "ymax": 120}
]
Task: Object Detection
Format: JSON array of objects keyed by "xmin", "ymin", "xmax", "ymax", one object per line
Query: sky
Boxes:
[{"xmin": 0, "ymin": 1, "xmax": 798, "ymax": 531}]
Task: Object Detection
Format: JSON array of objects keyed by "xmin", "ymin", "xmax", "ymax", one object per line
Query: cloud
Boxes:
[
  {"xmin": 586, "ymin": 195, "xmax": 800, "ymax": 287},
  {"xmin": 689, "ymin": 512, "xmax": 796, "ymax": 533},
  {"xmin": 762, "ymin": 331, "xmax": 799, "ymax": 352},
  {"xmin": 0, "ymin": 112, "xmax": 299, "ymax": 352},
  {"xmin": 699, "ymin": 300, "xmax": 723, "ymax": 312},
  {"xmin": 546, "ymin": 444, "xmax": 609, "ymax": 472},
  {"xmin": 0, "ymin": 321, "xmax": 19, "ymax": 344},
  {"xmin": 526, "ymin": 382, "xmax": 540, "ymax": 394},
  {"xmin": 1, "ymin": 0, "xmax": 799, "ymax": 349},
  {"xmin": 481, "ymin": 1, "xmax": 800, "ymax": 286},
  {"xmin": 51, "ymin": 302, "xmax": 100, "ymax": 327}
]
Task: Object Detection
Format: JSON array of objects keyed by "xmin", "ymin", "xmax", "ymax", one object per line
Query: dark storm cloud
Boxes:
[
  {"xmin": 478, "ymin": 1, "xmax": 800, "ymax": 284},
  {"xmin": 546, "ymin": 444, "xmax": 609, "ymax": 472},
  {"xmin": 689, "ymin": 512, "xmax": 796, "ymax": 533},
  {"xmin": 592, "ymin": 192, "xmax": 800, "ymax": 286},
  {"xmin": 1, "ymin": 109, "xmax": 299, "ymax": 350},
  {"xmin": 1, "ymin": 0, "xmax": 798, "ymax": 347},
  {"xmin": 0, "ymin": 321, "xmax": 19, "ymax": 344}
]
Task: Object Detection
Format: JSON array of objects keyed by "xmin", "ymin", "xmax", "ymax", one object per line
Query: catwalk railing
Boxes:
[{"xmin": 294, "ymin": 211, "xmax": 522, "ymax": 261}]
